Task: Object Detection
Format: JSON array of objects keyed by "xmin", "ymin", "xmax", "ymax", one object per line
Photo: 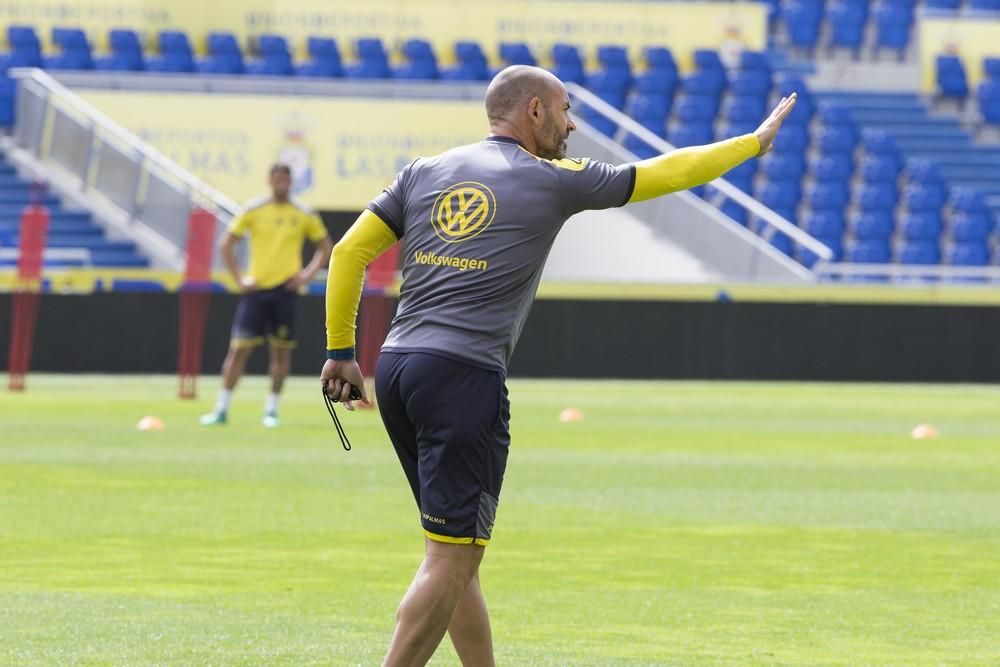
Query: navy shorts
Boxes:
[
  {"xmin": 231, "ymin": 282, "xmax": 298, "ymax": 349},
  {"xmin": 375, "ymin": 351, "xmax": 510, "ymax": 546}
]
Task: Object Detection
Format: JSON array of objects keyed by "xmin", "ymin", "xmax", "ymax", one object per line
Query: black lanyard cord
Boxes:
[{"xmin": 322, "ymin": 387, "xmax": 352, "ymax": 451}]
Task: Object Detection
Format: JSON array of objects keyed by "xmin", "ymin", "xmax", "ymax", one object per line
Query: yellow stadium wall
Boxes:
[
  {"xmin": 79, "ymin": 90, "xmax": 488, "ymax": 210},
  {"xmin": 919, "ymin": 16, "xmax": 1000, "ymax": 93},
  {"xmin": 1, "ymin": 0, "xmax": 765, "ymax": 70}
]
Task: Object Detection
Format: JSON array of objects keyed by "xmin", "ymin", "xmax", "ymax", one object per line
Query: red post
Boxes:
[
  {"xmin": 357, "ymin": 244, "xmax": 400, "ymax": 380},
  {"xmin": 8, "ymin": 205, "xmax": 50, "ymax": 392},
  {"xmin": 177, "ymin": 208, "xmax": 216, "ymax": 399}
]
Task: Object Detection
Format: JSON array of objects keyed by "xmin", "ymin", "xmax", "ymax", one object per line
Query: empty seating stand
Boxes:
[{"xmin": 0, "ymin": 158, "xmax": 148, "ymax": 269}]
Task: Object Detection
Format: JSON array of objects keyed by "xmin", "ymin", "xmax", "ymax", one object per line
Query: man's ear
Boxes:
[{"xmin": 529, "ymin": 96, "xmax": 542, "ymax": 120}]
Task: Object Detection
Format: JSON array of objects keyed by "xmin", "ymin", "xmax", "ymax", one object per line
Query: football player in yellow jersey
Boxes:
[{"xmin": 201, "ymin": 163, "xmax": 332, "ymax": 428}]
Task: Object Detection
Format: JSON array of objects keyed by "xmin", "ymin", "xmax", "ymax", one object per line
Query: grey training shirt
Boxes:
[{"xmin": 369, "ymin": 136, "xmax": 635, "ymax": 371}]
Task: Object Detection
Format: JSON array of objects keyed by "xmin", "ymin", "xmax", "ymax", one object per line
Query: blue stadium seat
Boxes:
[
  {"xmin": 692, "ymin": 49, "xmax": 727, "ymax": 92},
  {"xmin": 817, "ymin": 126, "xmax": 857, "ymax": 155},
  {"xmin": 857, "ymin": 183, "xmax": 898, "ymax": 212},
  {"xmin": 758, "ymin": 181, "xmax": 802, "ymax": 209},
  {"xmin": 638, "ymin": 47, "xmax": 678, "ymax": 98},
  {"xmin": 827, "ymin": 0, "xmax": 867, "ymax": 51},
  {"xmin": 623, "ymin": 134, "xmax": 659, "ymax": 159},
  {"xmin": 247, "ymin": 34, "xmax": 294, "ymax": 76},
  {"xmin": 861, "ymin": 155, "xmax": 901, "ymax": 183},
  {"xmin": 500, "ymin": 42, "xmax": 536, "ymax": 66},
  {"xmin": 723, "ymin": 96, "xmax": 766, "ymax": 124},
  {"xmin": 900, "ymin": 212, "xmax": 943, "ymax": 241},
  {"xmin": 674, "ymin": 95, "xmax": 718, "ymax": 123},
  {"xmin": 949, "ymin": 187, "xmax": 989, "ymax": 215},
  {"xmin": 969, "ymin": 0, "xmax": 1000, "ymax": 10},
  {"xmin": 728, "ymin": 159, "xmax": 758, "ymax": 184},
  {"xmin": 873, "ymin": 1, "xmax": 913, "ymax": 54},
  {"xmin": 441, "ymin": 42, "xmax": 488, "ymax": 81},
  {"xmin": 850, "ymin": 211, "xmax": 894, "ymax": 240},
  {"xmin": 739, "ymin": 50, "xmax": 770, "ymax": 71},
  {"xmin": 803, "ymin": 210, "xmax": 845, "ymax": 238},
  {"xmin": 0, "ymin": 77, "xmax": 15, "ymax": 126},
  {"xmin": 948, "ymin": 242, "xmax": 990, "ymax": 266},
  {"xmin": 818, "ymin": 103, "xmax": 856, "ymax": 135},
  {"xmin": 924, "ymin": 0, "xmax": 961, "ymax": 8},
  {"xmin": 977, "ymin": 80, "xmax": 1000, "ymax": 125},
  {"xmin": 394, "ymin": 39, "xmax": 439, "ymax": 79},
  {"xmin": 730, "ymin": 70, "xmax": 772, "ymax": 97},
  {"xmin": 808, "ymin": 182, "xmax": 850, "ymax": 210},
  {"xmin": 902, "ymin": 183, "xmax": 945, "ymax": 212},
  {"xmin": 47, "ymin": 28, "xmax": 94, "ymax": 70},
  {"xmin": 774, "ymin": 75, "xmax": 814, "ymax": 125},
  {"xmin": 720, "ymin": 122, "xmax": 759, "ymax": 139},
  {"xmin": 769, "ymin": 231, "xmax": 795, "ymax": 256},
  {"xmin": 198, "ymin": 32, "xmax": 244, "ymax": 75},
  {"xmin": 847, "ymin": 239, "xmax": 891, "ymax": 263},
  {"xmin": 985, "ymin": 57, "xmax": 1000, "ymax": 81},
  {"xmin": 551, "ymin": 44, "xmax": 585, "ymax": 85},
  {"xmin": 631, "ymin": 94, "xmax": 670, "ymax": 129},
  {"xmin": 797, "ymin": 235, "xmax": 843, "ymax": 267},
  {"xmin": 96, "ymin": 29, "xmax": 144, "ymax": 71},
  {"xmin": 346, "ymin": 38, "xmax": 390, "ymax": 79},
  {"xmin": 951, "ymin": 211, "xmax": 992, "ymax": 243},
  {"xmin": 861, "ymin": 128, "xmax": 899, "ymax": 157},
  {"xmin": 720, "ymin": 199, "xmax": 749, "ymax": 226},
  {"xmin": 681, "ymin": 71, "xmax": 724, "ymax": 98},
  {"xmin": 896, "ymin": 241, "xmax": 941, "ymax": 265},
  {"xmin": 669, "ymin": 123, "xmax": 714, "ymax": 148},
  {"xmin": 783, "ymin": 0, "xmax": 823, "ymax": 49},
  {"xmin": 771, "ymin": 123, "xmax": 809, "ymax": 153},
  {"xmin": 763, "ymin": 153, "xmax": 806, "ymax": 182},
  {"xmin": 810, "ymin": 154, "xmax": 854, "ymax": 181},
  {"xmin": 646, "ymin": 46, "xmax": 678, "ymax": 74},
  {"xmin": 297, "ymin": 37, "xmax": 343, "ymax": 77},
  {"xmin": 905, "ymin": 158, "xmax": 944, "ymax": 184},
  {"xmin": 6, "ymin": 26, "xmax": 42, "ymax": 68},
  {"xmin": 147, "ymin": 31, "xmax": 195, "ymax": 72},
  {"xmin": 578, "ymin": 107, "xmax": 617, "ymax": 137},
  {"xmin": 936, "ymin": 55, "xmax": 968, "ymax": 100},
  {"xmin": 597, "ymin": 45, "xmax": 632, "ymax": 88}
]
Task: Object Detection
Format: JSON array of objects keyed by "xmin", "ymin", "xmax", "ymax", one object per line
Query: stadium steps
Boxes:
[
  {"xmin": 0, "ymin": 154, "xmax": 150, "ymax": 268},
  {"xmin": 815, "ymin": 91, "xmax": 1000, "ymax": 222}
]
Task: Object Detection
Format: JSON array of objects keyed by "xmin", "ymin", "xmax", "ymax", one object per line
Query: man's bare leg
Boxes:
[
  {"xmin": 222, "ymin": 345, "xmax": 254, "ymax": 390},
  {"xmin": 383, "ymin": 539, "xmax": 484, "ymax": 667},
  {"xmin": 447, "ymin": 572, "xmax": 495, "ymax": 666}
]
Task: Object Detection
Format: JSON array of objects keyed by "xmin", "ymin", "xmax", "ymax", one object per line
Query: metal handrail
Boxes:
[
  {"xmin": 565, "ymin": 82, "xmax": 834, "ymax": 263},
  {"xmin": 10, "ymin": 67, "xmax": 240, "ymax": 217}
]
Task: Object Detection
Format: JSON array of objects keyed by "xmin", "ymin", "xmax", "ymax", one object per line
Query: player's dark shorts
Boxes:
[
  {"xmin": 375, "ymin": 350, "xmax": 510, "ymax": 546},
  {"xmin": 231, "ymin": 282, "xmax": 298, "ymax": 349}
]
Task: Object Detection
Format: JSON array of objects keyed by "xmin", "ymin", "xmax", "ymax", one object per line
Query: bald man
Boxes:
[{"xmin": 321, "ymin": 65, "xmax": 796, "ymax": 666}]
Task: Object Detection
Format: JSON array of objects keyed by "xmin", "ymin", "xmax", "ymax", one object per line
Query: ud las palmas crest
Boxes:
[{"xmin": 275, "ymin": 111, "xmax": 314, "ymax": 195}]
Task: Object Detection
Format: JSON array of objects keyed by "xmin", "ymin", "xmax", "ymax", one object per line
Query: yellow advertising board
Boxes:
[
  {"xmin": 3, "ymin": 0, "xmax": 765, "ymax": 70},
  {"xmin": 79, "ymin": 90, "xmax": 487, "ymax": 210},
  {"xmin": 918, "ymin": 17, "xmax": 1000, "ymax": 93}
]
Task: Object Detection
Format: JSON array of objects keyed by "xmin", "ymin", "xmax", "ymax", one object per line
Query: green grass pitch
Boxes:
[{"xmin": 1, "ymin": 375, "xmax": 998, "ymax": 666}]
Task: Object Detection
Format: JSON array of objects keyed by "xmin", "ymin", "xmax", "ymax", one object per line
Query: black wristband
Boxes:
[{"xmin": 326, "ymin": 347, "xmax": 355, "ymax": 361}]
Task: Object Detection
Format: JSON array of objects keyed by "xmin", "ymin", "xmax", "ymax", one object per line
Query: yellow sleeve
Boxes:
[
  {"xmin": 227, "ymin": 209, "xmax": 252, "ymax": 237},
  {"xmin": 325, "ymin": 209, "xmax": 399, "ymax": 354},
  {"xmin": 629, "ymin": 134, "xmax": 761, "ymax": 203},
  {"xmin": 306, "ymin": 213, "xmax": 328, "ymax": 243}
]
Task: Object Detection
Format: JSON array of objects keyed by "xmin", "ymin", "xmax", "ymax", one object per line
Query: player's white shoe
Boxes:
[
  {"xmin": 199, "ymin": 411, "xmax": 227, "ymax": 426},
  {"xmin": 262, "ymin": 412, "xmax": 280, "ymax": 428}
]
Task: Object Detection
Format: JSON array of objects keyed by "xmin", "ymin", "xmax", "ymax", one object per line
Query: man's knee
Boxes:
[{"xmin": 425, "ymin": 541, "xmax": 484, "ymax": 585}]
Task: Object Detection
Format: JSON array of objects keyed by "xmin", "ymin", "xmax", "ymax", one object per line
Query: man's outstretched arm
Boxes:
[
  {"xmin": 629, "ymin": 93, "xmax": 797, "ymax": 203},
  {"xmin": 321, "ymin": 209, "xmax": 398, "ymax": 407}
]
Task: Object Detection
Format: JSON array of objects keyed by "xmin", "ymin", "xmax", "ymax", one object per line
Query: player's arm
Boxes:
[
  {"xmin": 290, "ymin": 217, "xmax": 334, "ymax": 290},
  {"xmin": 629, "ymin": 94, "xmax": 797, "ymax": 202},
  {"xmin": 223, "ymin": 209, "xmax": 254, "ymax": 291}
]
